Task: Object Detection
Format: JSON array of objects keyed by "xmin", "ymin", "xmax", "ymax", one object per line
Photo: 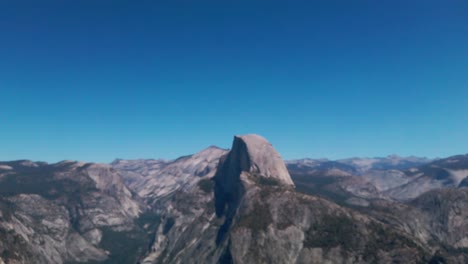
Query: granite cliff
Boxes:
[
  {"xmin": 0, "ymin": 136, "xmax": 467, "ymax": 263},
  {"xmin": 137, "ymin": 135, "xmax": 444, "ymax": 263}
]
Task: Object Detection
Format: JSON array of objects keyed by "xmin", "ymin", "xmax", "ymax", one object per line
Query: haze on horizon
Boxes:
[{"xmin": 1, "ymin": 1, "xmax": 467, "ymax": 163}]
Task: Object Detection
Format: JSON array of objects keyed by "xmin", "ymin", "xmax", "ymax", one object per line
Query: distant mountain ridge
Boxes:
[
  {"xmin": 287, "ymin": 155, "xmax": 433, "ymax": 173},
  {"xmin": 0, "ymin": 139, "xmax": 467, "ymax": 263},
  {"xmin": 287, "ymin": 153, "xmax": 468, "ymax": 202}
]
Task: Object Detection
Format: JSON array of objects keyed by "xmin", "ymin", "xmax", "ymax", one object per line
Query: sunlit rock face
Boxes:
[
  {"xmin": 1, "ymin": 139, "xmax": 467, "ymax": 264},
  {"xmin": 112, "ymin": 146, "xmax": 228, "ymax": 201},
  {"xmin": 215, "ymin": 134, "xmax": 294, "ymax": 191},
  {"xmin": 0, "ymin": 160, "xmax": 143, "ymax": 264},
  {"xmin": 234, "ymin": 134, "xmax": 294, "ymax": 186},
  {"xmin": 213, "ymin": 134, "xmax": 294, "ymax": 222}
]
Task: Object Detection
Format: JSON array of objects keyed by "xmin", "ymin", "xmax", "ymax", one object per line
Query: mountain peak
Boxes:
[
  {"xmin": 213, "ymin": 134, "xmax": 294, "ymax": 229},
  {"xmin": 234, "ymin": 134, "xmax": 294, "ymax": 186},
  {"xmin": 206, "ymin": 145, "xmax": 225, "ymax": 150},
  {"xmin": 215, "ymin": 134, "xmax": 294, "ymax": 189},
  {"xmin": 194, "ymin": 145, "xmax": 228, "ymax": 158}
]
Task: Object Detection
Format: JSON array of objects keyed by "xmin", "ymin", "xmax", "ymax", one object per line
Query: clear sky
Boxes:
[{"xmin": 1, "ymin": 0, "xmax": 467, "ymax": 163}]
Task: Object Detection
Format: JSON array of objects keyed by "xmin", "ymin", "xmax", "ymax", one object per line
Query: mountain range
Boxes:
[{"xmin": 0, "ymin": 134, "xmax": 467, "ymax": 263}]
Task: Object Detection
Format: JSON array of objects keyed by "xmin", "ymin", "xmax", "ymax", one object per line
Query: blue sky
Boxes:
[{"xmin": 1, "ymin": 0, "xmax": 467, "ymax": 163}]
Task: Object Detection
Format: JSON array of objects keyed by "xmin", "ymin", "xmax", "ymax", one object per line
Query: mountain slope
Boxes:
[
  {"xmin": 112, "ymin": 146, "xmax": 228, "ymax": 201},
  {"xmin": 0, "ymin": 160, "xmax": 146, "ymax": 264},
  {"xmin": 137, "ymin": 135, "xmax": 439, "ymax": 264},
  {"xmin": 0, "ymin": 140, "xmax": 466, "ymax": 263},
  {"xmin": 384, "ymin": 154, "xmax": 468, "ymax": 200}
]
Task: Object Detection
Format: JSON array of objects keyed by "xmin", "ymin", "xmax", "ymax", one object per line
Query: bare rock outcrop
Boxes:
[
  {"xmin": 216, "ymin": 134, "xmax": 294, "ymax": 188},
  {"xmin": 0, "ymin": 160, "xmax": 145, "ymax": 264},
  {"xmin": 113, "ymin": 146, "xmax": 228, "ymax": 200},
  {"xmin": 213, "ymin": 134, "xmax": 294, "ymax": 239}
]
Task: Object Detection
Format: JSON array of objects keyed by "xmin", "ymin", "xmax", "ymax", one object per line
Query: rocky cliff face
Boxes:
[
  {"xmin": 226, "ymin": 135, "xmax": 294, "ymax": 186},
  {"xmin": 366, "ymin": 188, "xmax": 468, "ymax": 263},
  {"xmin": 1, "ymin": 138, "xmax": 467, "ymax": 264},
  {"xmin": 136, "ymin": 135, "xmax": 301, "ymax": 263},
  {"xmin": 137, "ymin": 135, "xmax": 443, "ymax": 264},
  {"xmin": 111, "ymin": 146, "xmax": 230, "ymax": 263},
  {"xmin": 113, "ymin": 146, "xmax": 228, "ymax": 201},
  {"xmin": 0, "ymin": 161, "xmax": 145, "ymax": 264},
  {"xmin": 213, "ymin": 134, "xmax": 294, "ymax": 234}
]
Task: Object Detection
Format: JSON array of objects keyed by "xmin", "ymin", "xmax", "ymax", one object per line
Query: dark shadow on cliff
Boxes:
[{"xmin": 213, "ymin": 137, "xmax": 250, "ymax": 245}]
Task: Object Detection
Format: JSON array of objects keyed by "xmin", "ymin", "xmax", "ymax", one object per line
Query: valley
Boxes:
[{"xmin": 0, "ymin": 135, "xmax": 467, "ymax": 263}]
